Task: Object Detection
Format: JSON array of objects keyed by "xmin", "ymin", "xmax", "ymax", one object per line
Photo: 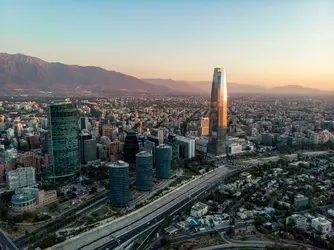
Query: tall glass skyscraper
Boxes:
[
  {"xmin": 123, "ymin": 131, "xmax": 139, "ymax": 164},
  {"xmin": 136, "ymin": 151, "xmax": 153, "ymax": 191},
  {"xmin": 45, "ymin": 102, "xmax": 79, "ymax": 182},
  {"xmin": 208, "ymin": 68, "xmax": 228, "ymax": 156},
  {"xmin": 155, "ymin": 144, "xmax": 172, "ymax": 179},
  {"xmin": 108, "ymin": 160, "xmax": 130, "ymax": 207}
]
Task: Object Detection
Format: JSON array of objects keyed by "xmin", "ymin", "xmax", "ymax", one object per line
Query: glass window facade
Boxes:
[
  {"xmin": 155, "ymin": 145, "xmax": 172, "ymax": 179},
  {"xmin": 136, "ymin": 151, "xmax": 153, "ymax": 191},
  {"xmin": 45, "ymin": 102, "xmax": 79, "ymax": 181},
  {"xmin": 108, "ymin": 161, "xmax": 130, "ymax": 207}
]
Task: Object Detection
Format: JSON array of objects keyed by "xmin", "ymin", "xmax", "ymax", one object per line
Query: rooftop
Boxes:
[
  {"xmin": 107, "ymin": 160, "xmax": 129, "ymax": 168},
  {"xmin": 156, "ymin": 144, "xmax": 171, "ymax": 149},
  {"xmin": 136, "ymin": 151, "xmax": 152, "ymax": 157},
  {"xmin": 191, "ymin": 202, "xmax": 208, "ymax": 211}
]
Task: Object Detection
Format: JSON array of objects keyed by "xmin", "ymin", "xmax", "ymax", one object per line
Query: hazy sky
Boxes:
[{"xmin": 1, "ymin": 0, "xmax": 334, "ymax": 89}]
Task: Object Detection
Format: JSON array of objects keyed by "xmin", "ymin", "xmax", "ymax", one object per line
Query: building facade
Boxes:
[
  {"xmin": 190, "ymin": 202, "xmax": 209, "ymax": 218},
  {"xmin": 109, "ymin": 140, "xmax": 121, "ymax": 162},
  {"xmin": 136, "ymin": 151, "xmax": 153, "ymax": 191},
  {"xmin": 311, "ymin": 217, "xmax": 332, "ymax": 234},
  {"xmin": 45, "ymin": 102, "xmax": 79, "ymax": 182},
  {"xmin": 83, "ymin": 138, "xmax": 97, "ymax": 163},
  {"xmin": 208, "ymin": 68, "xmax": 228, "ymax": 156},
  {"xmin": 176, "ymin": 136, "xmax": 195, "ymax": 159},
  {"xmin": 294, "ymin": 194, "xmax": 309, "ymax": 209},
  {"xmin": 15, "ymin": 152, "xmax": 41, "ymax": 174},
  {"xmin": 11, "ymin": 187, "xmax": 57, "ymax": 214},
  {"xmin": 227, "ymin": 143, "xmax": 243, "ymax": 155},
  {"xmin": 123, "ymin": 131, "xmax": 139, "ymax": 164},
  {"xmin": 166, "ymin": 134, "xmax": 179, "ymax": 161},
  {"xmin": 155, "ymin": 144, "xmax": 172, "ymax": 179},
  {"xmin": 108, "ymin": 160, "xmax": 130, "ymax": 207},
  {"xmin": 6, "ymin": 167, "xmax": 36, "ymax": 190},
  {"xmin": 198, "ymin": 117, "xmax": 210, "ymax": 136}
]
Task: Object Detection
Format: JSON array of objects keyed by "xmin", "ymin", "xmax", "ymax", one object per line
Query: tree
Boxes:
[
  {"xmin": 160, "ymin": 236, "xmax": 171, "ymax": 246},
  {"xmin": 227, "ymin": 226, "xmax": 235, "ymax": 236},
  {"xmin": 286, "ymin": 218, "xmax": 296, "ymax": 229},
  {"xmin": 160, "ymin": 216, "xmax": 172, "ymax": 229},
  {"xmin": 244, "ymin": 202, "xmax": 254, "ymax": 210},
  {"xmin": 81, "ymin": 179, "xmax": 93, "ymax": 186},
  {"xmin": 90, "ymin": 187, "xmax": 98, "ymax": 194},
  {"xmin": 49, "ymin": 202, "xmax": 59, "ymax": 212},
  {"xmin": 254, "ymin": 216, "xmax": 266, "ymax": 227}
]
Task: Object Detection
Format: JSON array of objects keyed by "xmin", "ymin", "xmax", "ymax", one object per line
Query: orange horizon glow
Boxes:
[{"xmin": 2, "ymin": 0, "xmax": 333, "ymax": 90}]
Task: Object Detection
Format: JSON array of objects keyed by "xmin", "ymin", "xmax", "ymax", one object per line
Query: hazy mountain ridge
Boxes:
[
  {"xmin": 0, "ymin": 53, "xmax": 169, "ymax": 94},
  {"xmin": 0, "ymin": 53, "xmax": 332, "ymax": 95},
  {"xmin": 141, "ymin": 79, "xmax": 267, "ymax": 94},
  {"xmin": 143, "ymin": 79, "xmax": 333, "ymax": 95},
  {"xmin": 141, "ymin": 78, "xmax": 205, "ymax": 93}
]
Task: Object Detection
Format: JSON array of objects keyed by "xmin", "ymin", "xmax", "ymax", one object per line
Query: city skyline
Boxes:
[{"xmin": 1, "ymin": 0, "xmax": 334, "ymax": 90}]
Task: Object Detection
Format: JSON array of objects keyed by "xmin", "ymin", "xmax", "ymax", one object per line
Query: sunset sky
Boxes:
[{"xmin": 1, "ymin": 0, "xmax": 334, "ymax": 90}]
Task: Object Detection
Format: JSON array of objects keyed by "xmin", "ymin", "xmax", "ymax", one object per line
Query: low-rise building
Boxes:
[
  {"xmin": 294, "ymin": 194, "xmax": 309, "ymax": 209},
  {"xmin": 311, "ymin": 217, "xmax": 332, "ymax": 234},
  {"xmin": 11, "ymin": 187, "xmax": 58, "ymax": 214},
  {"xmin": 6, "ymin": 167, "xmax": 36, "ymax": 190},
  {"xmin": 286, "ymin": 214, "xmax": 307, "ymax": 229},
  {"xmin": 190, "ymin": 202, "xmax": 209, "ymax": 218},
  {"xmin": 227, "ymin": 143, "xmax": 243, "ymax": 155}
]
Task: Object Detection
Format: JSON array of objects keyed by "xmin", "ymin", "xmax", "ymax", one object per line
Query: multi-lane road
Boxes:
[
  {"xmin": 50, "ymin": 165, "xmax": 239, "ymax": 250},
  {"xmin": 0, "ymin": 230, "xmax": 19, "ymax": 250}
]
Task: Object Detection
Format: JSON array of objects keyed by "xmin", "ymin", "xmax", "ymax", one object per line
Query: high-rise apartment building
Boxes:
[
  {"xmin": 176, "ymin": 136, "xmax": 195, "ymax": 159},
  {"xmin": 108, "ymin": 160, "xmax": 130, "ymax": 207},
  {"xmin": 208, "ymin": 68, "xmax": 228, "ymax": 156},
  {"xmin": 83, "ymin": 138, "xmax": 97, "ymax": 163},
  {"xmin": 79, "ymin": 117, "xmax": 89, "ymax": 131},
  {"xmin": 45, "ymin": 102, "xmax": 79, "ymax": 182},
  {"xmin": 123, "ymin": 131, "xmax": 139, "ymax": 164},
  {"xmin": 136, "ymin": 151, "xmax": 153, "ymax": 191},
  {"xmin": 109, "ymin": 140, "xmax": 121, "ymax": 162},
  {"xmin": 155, "ymin": 144, "xmax": 172, "ymax": 179}
]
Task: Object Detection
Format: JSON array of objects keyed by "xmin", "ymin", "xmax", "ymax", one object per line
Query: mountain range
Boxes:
[
  {"xmin": 0, "ymin": 53, "xmax": 332, "ymax": 96},
  {"xmin": 0, "ymin": 53, "xmax": 168, "ymax": 95}
]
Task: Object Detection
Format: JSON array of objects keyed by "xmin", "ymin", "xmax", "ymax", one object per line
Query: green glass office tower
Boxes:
[
  {"xmin": 108, "ymin": 160, "xmax": 130, "ymax": 207},
  {"xmin": 45, "ymin": 102, "xmax": 79, "ymax": 182},
  {"xmin": 136, "ymin": 151, "xmax": 153, "ymax": 191},
  {"xmin": 155, "ymin": 144, "xmax": 172, "ymax": 179}
]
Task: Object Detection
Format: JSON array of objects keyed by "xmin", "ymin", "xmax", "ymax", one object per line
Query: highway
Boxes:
[
  {"xmin": 50, "ymin": 166, "xmax": 238, "ymax": 250},
  {"xmin": 14, "ymin": 194, "xmax": 109, "ymax": 249},
  {"xmin": 196, "ymin": 232, "xmax": 297, "ymax": 250},
  {"xmin": 96, "ymin": 187, "xmax": 210, "ymax": 250},
  {"xmin": 0, "ymin": 230, "xmax": 19, "ymax": 250}
]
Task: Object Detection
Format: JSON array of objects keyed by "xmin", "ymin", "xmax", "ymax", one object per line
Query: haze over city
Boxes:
[
  {"xmin": 2, "ymin": 1, "xmax": 334, "ymax": 250},
  {"xmin": 1, "ymin": 0, "xmax": 334, "ymax": 90}
]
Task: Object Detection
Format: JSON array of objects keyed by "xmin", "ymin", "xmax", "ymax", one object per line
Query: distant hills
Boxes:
[
  {"xmin": 142, "ymin": 78, "xmax": 333, "ymax": 95},
  {"xmin": 0, "ymin": 53, "xmax": 169, "ymax": 95},
  {"xmin": 142, "ymin": 78, "xmax": 267, "ymax": 94},
  {"xmin": 0, "ymin": 53, "xmax": 332, "ymax": 96}
]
